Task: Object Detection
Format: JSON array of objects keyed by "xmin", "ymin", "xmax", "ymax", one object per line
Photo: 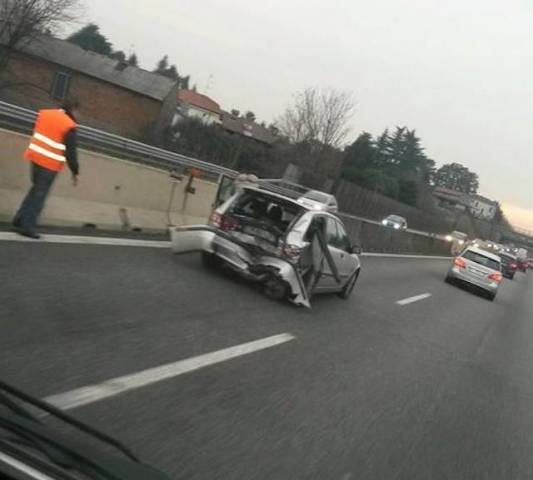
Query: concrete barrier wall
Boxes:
[
  {"xmin": 0, "ymin": 127, "xmax": 451, "ymax": 255},
  {"xmin": 339, "ymin": 214, "xmax": 451, "ymax": 256},
  {"xmin": 0, "ymin": 128, "xmax": 217, "ymax": 230}
]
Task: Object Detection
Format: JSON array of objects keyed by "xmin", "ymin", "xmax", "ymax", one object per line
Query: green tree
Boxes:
[
  {"xmin": 109, "ymin": 50, "xmax": 126, "ymax": 62},
  {"xmin": 434, "ymin": 163, "xmax": 479, "ymax": 194},
  {"xmin": 154, "ymin": 55, "xmax": 178, "ymax": 80},
  {"xmin": 67, "ymin": 23, "xmax": 112, "ymax": 55},
  {"xmin": 127, "ymin": 53, "xmax": 139, "ymax": 67},
  {"xmin": 342, "ymin": 131, "xmax": 375, "ymax": 173},
  {"xmin": 153, "ymin": 55, "xmax": 190, "ymax": 88},
  {"xmin": 244, "ymin": 111, "xmax": 256, "ymax": 121}
]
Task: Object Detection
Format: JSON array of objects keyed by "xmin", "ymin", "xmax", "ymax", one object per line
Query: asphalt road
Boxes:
[{"xmin": 1, "ymin": 238, "xmax": 533, "ymax": 479}]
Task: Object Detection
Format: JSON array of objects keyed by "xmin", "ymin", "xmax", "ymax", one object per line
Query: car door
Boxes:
[
  {"xmin": 334, "ymin": 219, "xmax": 359, "ymax": 282},
  {"xmin": 312, "ymin": 216, "xmax": 345, "ymax": 290}
]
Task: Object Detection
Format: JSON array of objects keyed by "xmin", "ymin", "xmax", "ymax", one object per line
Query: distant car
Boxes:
[
  {"xmin": 381, "ymin": 215, "xmax": 407, "ymax": 230},
  {"xmin": 445, "ymin": 246, "xmax": 502, "ymax": 301},
  {"xmin": 296, "ymin": 190, "xmax": 338, "ymax": 213},
  {"xmin": 516, "ymin": 248, "xmax": 529, "ymax": 272},
  {"xmin": 445, "ymin": 231, "xmax": 468, "ymax": 244},
  {"xmin": 446, "ymin": 231, "xmax": 468, "ymax": 256},
  {"xmin": 499, "ymin": 252, "xmax": 518, "ymax": 280}
]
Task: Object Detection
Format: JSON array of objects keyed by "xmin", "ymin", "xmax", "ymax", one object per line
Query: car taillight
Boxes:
[
  {"xmin": 488, "ymin": 272, "xmax": 503, "ymax": 283},
  {"xmin": 454, "ymin": 257, "xmax": 466, "ymax": 268},
  {"xmin": 511, "ymin": 263, "xmax": 517, "ymax": 269},
  {"xmin": 283, "ymin": 243, "xmax": 302, "ymax": 263},
  {"xmin": 208, "ymin": 212, "xmax": 239, "ymax": 231},
  {"xmin": 221, "ymin": 215, "xmax": 239, "ymax": 231},
  {"xmin": 209, "ymin": 211, "xmax": 222, "ymax": 228}
]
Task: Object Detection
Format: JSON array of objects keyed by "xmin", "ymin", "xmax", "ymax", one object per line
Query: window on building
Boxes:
[{"xmin": 51, "ymin": 72, "xmax": 71, "ymax": 101}]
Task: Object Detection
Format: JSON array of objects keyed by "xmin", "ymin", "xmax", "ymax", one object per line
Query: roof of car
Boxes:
[
  {"xmin": 242, "ymin": 185, "xmax": 311, "ymax": 209},
  {"xmin": 463, "ymin": 246, "xmax": 501, "ymax": 262}
]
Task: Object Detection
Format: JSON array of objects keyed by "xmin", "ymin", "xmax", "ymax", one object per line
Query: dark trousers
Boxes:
[{"xmin": 14, "ymin": 163, "xmax": 57, "ymax": 232}]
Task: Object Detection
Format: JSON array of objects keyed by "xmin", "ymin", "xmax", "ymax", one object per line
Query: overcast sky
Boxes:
[{"xmin": 74, "ymin": 0, "xmax": 533, "ymax": 229}]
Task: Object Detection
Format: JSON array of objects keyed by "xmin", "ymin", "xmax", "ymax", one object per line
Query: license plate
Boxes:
[
  {"xmin": 243, "ymin": 226, "xmax": 276, "ymax": 243},
  {"xmin": 468, "ymin": 267, "xmax": 485, "ymax": 277}
]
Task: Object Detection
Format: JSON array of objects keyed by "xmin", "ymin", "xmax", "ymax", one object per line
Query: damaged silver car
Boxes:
[{"xmin": 171, "ymin": 178, "xmax": 361, "ymax": 307}]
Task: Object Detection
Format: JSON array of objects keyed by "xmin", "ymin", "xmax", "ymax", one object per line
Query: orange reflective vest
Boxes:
[{"xmin": 24, "ymin": 109, "xmax": 77, "ymax": 172}]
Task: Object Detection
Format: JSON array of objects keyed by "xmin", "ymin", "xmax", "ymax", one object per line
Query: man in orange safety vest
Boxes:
[{"xmin": 13, "ymin": 100, "xmax": 80, "ymax": 239}]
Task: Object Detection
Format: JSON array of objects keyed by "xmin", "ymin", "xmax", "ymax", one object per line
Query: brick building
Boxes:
[{"xmin": 0, "ymin": 35, "xmax": 178, "ymax": 141}]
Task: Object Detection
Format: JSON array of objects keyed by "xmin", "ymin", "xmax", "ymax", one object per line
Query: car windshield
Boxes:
[
  {"xmin": 302, "ymin": 191, "xmax": 332, "ymax": 203},
  {"xmin": 387, "ymin": 215, "xmax": 404, "ymax": 222},
  {"xmin": 462, "ymin": 250, "xmax": 501, "ymax": 271},
  {"xmin": 228, "ymin": 190, "xmax": 304, "ymax": 234}
]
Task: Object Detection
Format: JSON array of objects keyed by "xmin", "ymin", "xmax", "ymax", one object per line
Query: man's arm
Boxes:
[{"xmin": 64, "ymin": 128, "xmax": 79, "ymax": 177}]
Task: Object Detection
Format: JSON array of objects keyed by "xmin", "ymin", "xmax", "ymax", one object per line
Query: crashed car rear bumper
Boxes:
[{"xmin": 171, "ymin": 225, "xmax": 311, "ymax": 308}]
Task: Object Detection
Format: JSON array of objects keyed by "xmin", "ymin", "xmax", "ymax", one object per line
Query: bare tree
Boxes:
[
  {"xmin": 0, "ymin": 0, "xmax": 81, "ymax": 70},
  {"xmin": 277, "ymin": 87, "xmax": 355, "ymax": 149}
]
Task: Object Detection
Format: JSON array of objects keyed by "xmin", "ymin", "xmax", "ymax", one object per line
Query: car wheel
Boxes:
[
  {"xmin": 263, "ymin": 275, "xmax": 289, "ymax": 302},
  {"xmin": 487, "ymin": 291, "xmax": 496, "ymax": 301},
  {"xmin": 201, "ymin": 252, "xmax": 221, "ymax": 269},
  {"xmin": 445, "ymin": 274, "xmax": 454, "ymax": 284},
  {"xmin": 338, "ymin": 269, "xmax": 360, "ymax": 299}
]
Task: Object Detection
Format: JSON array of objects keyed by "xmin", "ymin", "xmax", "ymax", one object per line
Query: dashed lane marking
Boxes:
[
  {"xmin": 44, "ymin": 333, "xmax": 296, "ymax": 411},
  {"xmin": 396, "ymin": 293, "xmax": 432, "ymax": 306}
]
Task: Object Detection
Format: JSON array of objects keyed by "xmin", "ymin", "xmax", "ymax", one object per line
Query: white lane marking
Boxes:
[
  {"xmin": 396, "ymin": 293, "xmax": 432, "ymax": 306},
  {"xmin": 363, "ymin": 253, "xmax": 450, "ymax": 260},
  {"xmin": 0, "ymin": 232, "xmax": 170, "ymax": 248},
  {"xmin": 0, "ymin": 451, "xmax": 56, "ymax": 480},
  {"xmin": 44, "ymin": 333, "xmax": 295, "ymax": 411}
]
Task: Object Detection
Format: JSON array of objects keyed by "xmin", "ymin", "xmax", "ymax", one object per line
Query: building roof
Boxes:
[
  {"xmin": 19, "ymin": 36, "xmax": 177, "ymax": 101},
  {"xmin": 220, "ymin": 110, "xmax": 276, "ymax": 145},
  {"xmin": 467, "ymin": 194, "xmax": 498, "ymax": 206},
  {"xmin": 433, "ymin": 187, "xmax": 465, "ymax": 198},
  {"xmin": 177, "ymin": 90, "xmax": 221, "ymax": 114}
]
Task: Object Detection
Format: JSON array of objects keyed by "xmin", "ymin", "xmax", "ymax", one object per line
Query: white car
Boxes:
[
  {"xmin": 445, "ymin": 246, "xmax": 502, "ymax": 301},
  {"xmin": 381, "ymin": 215, "xmax": 407, "ymax": 230},
  {"xmin": 172, "ymin": 183, "xmax": 361, "ymax": 307},
  {"xmin": 296, "ymin": 190, "xmax": 338, "ymax": 213}
]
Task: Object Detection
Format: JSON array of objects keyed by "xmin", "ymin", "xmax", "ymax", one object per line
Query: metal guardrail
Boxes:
[{"xmin": 0, "ymin": 101, "xmax": 239, "ymax": 180}]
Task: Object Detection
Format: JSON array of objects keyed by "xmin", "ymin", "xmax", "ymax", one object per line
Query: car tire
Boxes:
[
  {"xmin": 201, "ymin": 252, "xmax": 221, "ymax": 269},
  {"xmin": 487, "ymin": 291, "xmax": 496, "ymax": 301},
  {"xmin": 444, "ymin": 274, "xmax": 454, "ymax": 284},
  {"xmin": 263, "ymin": 275, "xmax": 289, "ymax": 302},
  {"xmin": 338, "ymin": 269, "xmax": 360, "ymax": 299}
]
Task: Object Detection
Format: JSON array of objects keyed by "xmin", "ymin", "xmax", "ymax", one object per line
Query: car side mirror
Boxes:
[{"xmin": 350, "ymin": 244, "xmax": 362, "ymax": 255}]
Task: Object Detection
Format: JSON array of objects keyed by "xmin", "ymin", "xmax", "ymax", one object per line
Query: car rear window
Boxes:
[
  {"xmin": 500, "ymin": 254, "xmax": 515, "ymax": 264},
  {"xmin": 462, "ymin": 250, "xmax": 500, "ymax": 271},
  {"xmin": 228, "ymin": 190, "xmax": 304, "ymax": 234}
]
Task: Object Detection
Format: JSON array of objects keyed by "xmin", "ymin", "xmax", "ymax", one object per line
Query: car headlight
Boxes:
[
  {"xmin": 445, "ymin": 235, "xmax": 453, "ymax": 242},
  {"xmin": 394, "ymin": 224, "xmax": 400, "ymax": 230},
  {"xmin": 382, "ymin": 220, "xmax": 387, "ymax": 225},
  {"xmin": 458, "ymin": 240, "xmax": 464, "ymax": 245}
]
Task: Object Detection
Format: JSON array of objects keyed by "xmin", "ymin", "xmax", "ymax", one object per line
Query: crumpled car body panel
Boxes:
[{"xmin": 171, "ymin": 225, "xmax": 311, "ymax": 308}]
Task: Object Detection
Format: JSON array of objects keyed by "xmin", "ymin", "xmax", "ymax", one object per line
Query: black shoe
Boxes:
[{"xmin": 16, "ymin": 229, "xmax": 41, "ymax": 239}]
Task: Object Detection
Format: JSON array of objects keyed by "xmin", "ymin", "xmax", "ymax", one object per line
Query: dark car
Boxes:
[{"xmin": 500, "ymin": 252, "xmax": 518, "ymax": 280}]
